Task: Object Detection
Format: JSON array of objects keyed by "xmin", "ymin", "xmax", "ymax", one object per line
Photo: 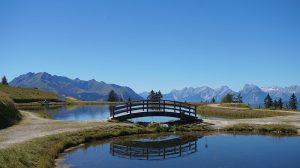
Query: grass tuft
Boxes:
[{"xmin": 223, "ymin": 124, "xmax": 298, "ymax": 135}]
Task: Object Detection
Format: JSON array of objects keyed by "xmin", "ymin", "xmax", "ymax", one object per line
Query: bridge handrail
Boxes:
[{"xmin": 111, "ymin": 100, "xmax": 197, "ymax": 118}]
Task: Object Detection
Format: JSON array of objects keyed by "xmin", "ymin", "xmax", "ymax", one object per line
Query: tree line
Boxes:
[
  {"xmin": 211, "ymin": 93, "xmax": 243, "ymax": 104},
  {"xmin": 218, "ymin": 92, "xmax": 298, "ymax": 110},
  {"xmin": 264, "ymin": 93, "xmax": 297, "ymax": 110}
]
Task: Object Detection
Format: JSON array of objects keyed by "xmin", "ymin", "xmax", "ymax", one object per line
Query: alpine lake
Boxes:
[{"xmin": 20, "ymin": 105, "xmax": 300, "ymax": 168}]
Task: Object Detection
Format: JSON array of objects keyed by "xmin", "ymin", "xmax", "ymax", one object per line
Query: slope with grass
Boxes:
[
  {"xmin": 0, "ymin": 85, "xmax": 58, "ymax": 103},
  {"xmin": 197, "ymin": 103, "xmax": 294, "ymax": 119},
  {"xmin": 0, "ymin": 92, "xmax": 21, "ymax": 129}
]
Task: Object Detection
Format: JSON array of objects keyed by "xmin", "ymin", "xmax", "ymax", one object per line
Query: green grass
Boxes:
[
  {"xmin": 197, "ymin": 105, "xmax": 292, "ymax": 119},
  {"xmin": 0, "ymin": 85, "xmax": 58, "ymax": 103},
  {"xmin": 0, "ymin": 124, "xmax": 210, "ymax": 168},
  {"xmin": 223, "ymin": 124, "xmax": 298, "ymax": 135},
  {"xmin": 0, "ymin": 92, "xmax": 22, "ymax": 129}
]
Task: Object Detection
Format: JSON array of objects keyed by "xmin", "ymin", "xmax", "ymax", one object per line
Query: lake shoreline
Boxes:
[{"xmin": 0, "ymin": 110, "xmax": 299, "ymax": 168}]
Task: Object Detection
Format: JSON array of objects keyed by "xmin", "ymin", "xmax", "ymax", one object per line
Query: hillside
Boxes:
[
  {"xmin": 10, "ymin": 72, "xmax": 143, "ymax": 101},
  {"xmin": 0, "ymin": 85, "xmax": 59, "ymax": 103},
  {"xmin": 0, "ymin": 92, "xmax": 21, "ymax": 129}
]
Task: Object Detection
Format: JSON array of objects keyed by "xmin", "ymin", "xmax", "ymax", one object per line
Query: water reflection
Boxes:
[
  {"xmin": 19, "ymin": 105, "xmax": 111, "ymax": 120},
  {"xmin": 58, "ymin": 134, "xmax": 300, "ymax": 168},
  {"xmin": 110, "ymin": 135, "xmax": 199, "ymax": 160}
]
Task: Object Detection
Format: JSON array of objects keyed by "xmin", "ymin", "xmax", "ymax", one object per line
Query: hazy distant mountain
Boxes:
[
  {"xmin": 139, "ymin": 91, "xmax": 149, "ymax": 99},
  {"xmin": 261, "ymin": 85, "xmax": 300, "ymax": 101},
  {"xmin": 152, "ymin": 86, "xmax": 235, "ymax": 102},
  {"xmin": 141, "ymin": 84, "xmax": 300, "ymax": 105},
  {"xmin": 239, "ymin": 84, "xmax": 267, "ymax": 105},
  {"xmin": 10, "ymin": 72, "xmax": 143, "ymax": 101}
]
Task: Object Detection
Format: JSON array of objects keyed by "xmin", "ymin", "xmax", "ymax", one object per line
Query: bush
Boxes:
[{"xmin": 0, "ymin": 92, "xmax": 22, "ymax": 129}]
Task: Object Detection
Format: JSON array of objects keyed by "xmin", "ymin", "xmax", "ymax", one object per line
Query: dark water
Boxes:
[
  {"xmin": 58, "ymin": 134, "xmax": 300, "ymax": 168},
  {"xmin": 21, "ymin": 105, "xmax": 199, "ymax": 122}
]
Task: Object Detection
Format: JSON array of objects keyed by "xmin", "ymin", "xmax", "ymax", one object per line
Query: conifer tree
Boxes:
[
  {"xmin": 264, "ymin": 93, "xmax": 273, "ymax": 108},
  {"xmin": 278, "ymin": 98, "xmax": 283, "ymax": 109},
  {"xmin": 1, "ymin": 76, "xmax": 8, "ymax": 85},
  {"xmin": 289, "ymin": 93, "xmax": 298, "ymax": 110},
  {"xmin": 211, "ymin": 97, "xmax": 216, "ymax": 103},
  {"xmin": 235, "ymin": 93, "xmax": 243, "ymax": 103},
  {"xmin": 147, "ymin": 90, "xmax": 156, "ymax": 100},
  {"xmin": 221, "ymin": 94, "xmax": 233, "ymax": 103},
  {"xmin": 107, "ymin": 90, "xmax": 119, "ymax": 102}
]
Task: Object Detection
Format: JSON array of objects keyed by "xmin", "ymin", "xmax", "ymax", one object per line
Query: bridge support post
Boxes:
[
  {"xmin": 174, "ymin": 101, "xmax": 176, "ymax": 113},
  {"xmin": 158, "ymin": 100, "xmax": 160, "ymax": 111},
  {"xmin": 147, "ymin": 100, "xmax": 149, "ymax": 112},
  {"xmin": 130, "ymin": 102, "xmax": 132, "ymax": 115}
]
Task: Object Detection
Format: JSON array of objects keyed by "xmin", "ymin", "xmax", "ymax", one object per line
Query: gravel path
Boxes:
[{"xmin": 0, "ymin": 111, "xmax": 130, "ymax": 150}]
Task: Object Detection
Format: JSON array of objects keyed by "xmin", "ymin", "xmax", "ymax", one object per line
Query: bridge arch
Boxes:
[{"xmin": 110, "ymin": 100, "xmax": 198, "ymax": 122}]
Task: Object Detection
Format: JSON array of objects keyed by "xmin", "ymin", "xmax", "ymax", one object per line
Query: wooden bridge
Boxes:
[
  {"xmin": 110, "ymin": 136, "xmax": 199, "ymax": 160},
  {"xmin": 110, "ymin": 100, "xmax": 198, "ymax": 121}
]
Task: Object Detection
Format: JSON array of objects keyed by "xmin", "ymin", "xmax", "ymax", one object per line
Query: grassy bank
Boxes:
[
  {"xmin": 197, "ymin": 105, "xmax": 292, "ymax": 119},
  {"xmin": 0, "ymin": 85, "xmax": 58, "ymax": 103},
  {"xmin": 223, "ymin": 124, "xmax": 298, "ymax": 135},
  {"xmin": 16, "ymin": 97, "xmax": 123, "ymax": 107},
  {"xmin": 0, "ymin": 121, "xmax": 297, "ymax": 168},
  {"xmin": 0, "ymin": 123, "xmax": 210, "ymax": 168},
  {"xmin": 0, "ymin": 92, "xmax": 22, "ymax": 129}
]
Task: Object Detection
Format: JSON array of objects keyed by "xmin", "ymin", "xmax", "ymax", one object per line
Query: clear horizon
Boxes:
[{"xmin": 1, "ymin": 0, "xmax": 300, "ymax": 93}]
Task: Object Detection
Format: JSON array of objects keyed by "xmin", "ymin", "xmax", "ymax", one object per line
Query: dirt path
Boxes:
[{"xmin": 0, "ymin": 111, "xmax": 131, "ymax": 150}]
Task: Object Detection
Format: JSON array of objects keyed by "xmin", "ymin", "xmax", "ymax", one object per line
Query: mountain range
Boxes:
[
  {"xmin": 9, "ymin": 72, "xmax": 143, "ymax": 101},
  {"xmin": 9, "ymin": 72, "xmax": 299, "ymax": 105},
  {"xmin": 140, "ymin": 84, "xmax": 300, "ymax": 105}
]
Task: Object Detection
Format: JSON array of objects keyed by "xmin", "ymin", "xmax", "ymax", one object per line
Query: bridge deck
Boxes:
[{"xmin": 110, "ymin": 100, "xmax": 198, "ymax": 121}]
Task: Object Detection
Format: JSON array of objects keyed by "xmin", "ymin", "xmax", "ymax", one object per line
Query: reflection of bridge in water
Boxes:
[{"xmin": 110, "ymin": 136, "xmax": 200, "ymax": 160}]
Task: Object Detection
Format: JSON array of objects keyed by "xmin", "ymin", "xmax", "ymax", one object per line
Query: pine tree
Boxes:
[
  {"xmin": 1, "ymin": 76, "xmax": 8, "ymax": 85},
  {"xmin": 236, "ymin": 93, "xmax": 243, "ymax": 103},
  {"xmin": 147, "ymin": 90, "xmax": 156, "ymax": 100},
  {"xmin": 147, "ymin": 90, "xmax": 163, "ymax": 101},
  {"xmin": 289, "ymin": 93, "xmax": 298, "ymax": 110},
  {"xmin": 264, "ymin": 93, "xmax": 273, "ymax": 108},
  {"xmin": 221, "ymin": 94, "xmax": 233, "ymax": 103},
  {"xmin": 156, "ymin": 90, "xmax": 163, "ymax": 101},
  {"xmin": 211, "ymin": 97, "xmax": 216, "ymax": 103},
  {"xmin": 107, "ymin": 90, "xmax": 119, "ymax": 102},
  {"xmin": 278, "ymin": 98, "xmax": 283, "ymax": 109}
]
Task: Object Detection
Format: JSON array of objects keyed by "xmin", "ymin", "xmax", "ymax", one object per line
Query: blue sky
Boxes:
[{"xmin": 0, "ymin": 0, "xmax": 299, "ymax": 93}]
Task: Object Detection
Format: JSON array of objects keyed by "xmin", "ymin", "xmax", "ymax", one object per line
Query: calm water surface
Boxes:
[
  {"xmin": 57, "ymin": 134, "xmax": 300, "ymax": 168},
  {"xmin": 21, "ymin": 105, "xmax": 211, "ymax": 122}
]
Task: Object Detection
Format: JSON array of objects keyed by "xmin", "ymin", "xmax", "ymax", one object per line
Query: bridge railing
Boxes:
[{"xmin": 110, "ymin": 100, "xmax": 197, "ymax": 118}]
